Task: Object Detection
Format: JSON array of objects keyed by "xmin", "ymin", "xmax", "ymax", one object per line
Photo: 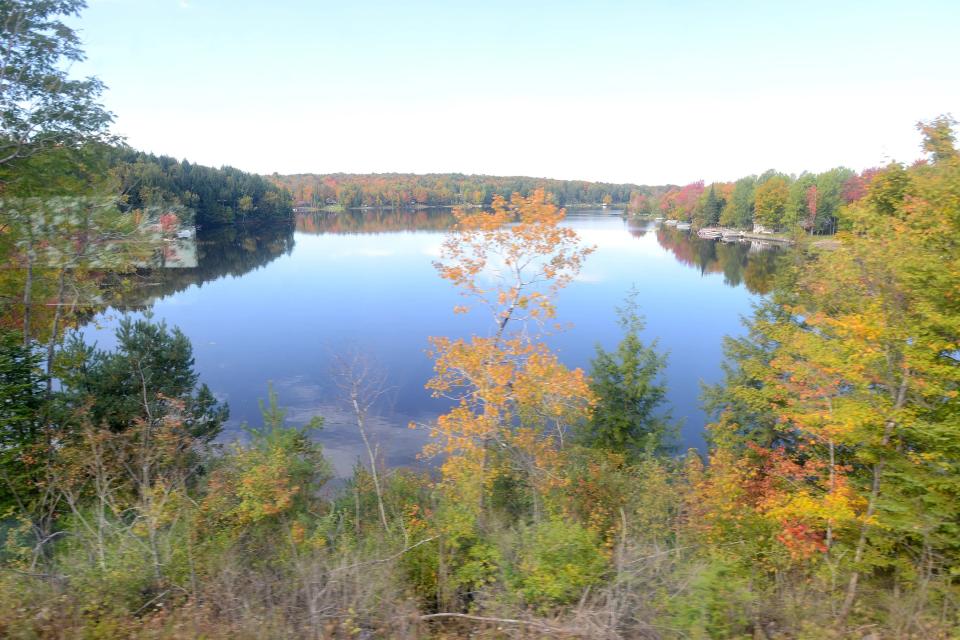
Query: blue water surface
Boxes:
[{"xmin": 81, "ymin": 210, "xmax": 781, "ymax": 475}]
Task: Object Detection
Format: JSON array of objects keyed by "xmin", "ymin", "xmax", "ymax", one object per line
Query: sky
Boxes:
[{"xmin": 73, "ymin": 0, "xmax": 960, "ymax": 185}]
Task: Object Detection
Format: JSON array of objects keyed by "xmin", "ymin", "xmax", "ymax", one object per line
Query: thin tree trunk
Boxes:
[
  {"xmin": 92, "ymin": 437, "xmax": 109, "ymax": 570},
  {"xmin": 45, "ymin": 268, "xmax": 67, "ymax": 394},
  {"xmin": 531, "ymin": 475, "xmax": 542, "ymax": 523},
  {"xmin": 478, "ymin": 435, "xmax": 489, "ymax": 518},
  {"xmin": 22, "ymin": 240, "xmax": 33, "ymax": 346},
  {"xmin": 838, "ymin": 373, "xmax": 909, "ymax": 623},
  {"xmin": 354, "ymin": 484, "xmax": 361, "ymax": 537},
  {"xmin": 137, "ymin": 360, "xmax": 164, "ymax": 583},
  {"xmin": 838, "ymin": 454, "xmax": 883, "ymax": 621},
  {"xmin": 351, "ymin": 392, "xmax": 389, "ymax": 532},
  {"xmin": 826, "ymin": 438, "xmax": 835, "ymax": 551}
]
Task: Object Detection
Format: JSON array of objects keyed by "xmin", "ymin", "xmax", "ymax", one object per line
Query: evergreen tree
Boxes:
[
  {"xmin": 59, "ymin": 316, "xmax": 228, "ymax": 442},
  {"xmin": 703, "ymin": 185, "xmax": 723, "ymax": 226},
  {"xmin": 578, "ymin": 291, "xmax": 674, "ymax": 458},
  {"xmin": 0, "ymin": 330, "xmax": 46, "ymax": 512}
]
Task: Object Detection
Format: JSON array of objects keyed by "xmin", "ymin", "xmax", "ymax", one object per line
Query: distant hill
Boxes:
[
  {"xmin": 269, "ymin": 172, "xmax": 667, "ymax": 209},
  {"xmin": 110, "ymin": 148, "xmax": 293, "ymax": 227}
]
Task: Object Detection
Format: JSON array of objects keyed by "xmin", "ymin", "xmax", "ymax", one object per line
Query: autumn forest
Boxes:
[{"xmin": 2, "ymin": 2, "xmax": 960, "ymax": 639}]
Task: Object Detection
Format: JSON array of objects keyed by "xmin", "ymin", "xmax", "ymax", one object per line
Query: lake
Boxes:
[{"xmin": 82, "ymin": 209, "xmax": 784, "ymax": 476}]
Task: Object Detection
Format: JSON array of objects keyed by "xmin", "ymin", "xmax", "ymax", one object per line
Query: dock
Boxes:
[{"xmin": 697, "ymin": 227, "xmax": 795, "ymax": 245}]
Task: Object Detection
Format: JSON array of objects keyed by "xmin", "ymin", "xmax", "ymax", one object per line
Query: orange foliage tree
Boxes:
[{"xmin": 420, "ymin": 189, "xmax": 594, "ymax": 517}]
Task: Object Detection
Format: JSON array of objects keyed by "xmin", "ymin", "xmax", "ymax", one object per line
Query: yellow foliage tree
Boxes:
[
  {"xmin": 702, "ymin": 117, "xmax": 960, "ymax": 623},
  {"xmin": 421, "ymin": 189, "xmax": 594, "ymax": 518}
]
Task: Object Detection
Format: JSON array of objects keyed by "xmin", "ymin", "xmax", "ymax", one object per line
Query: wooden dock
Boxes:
[{"xmin": 697, "ymin": 227, "xmax": 795, "ymax": 245}]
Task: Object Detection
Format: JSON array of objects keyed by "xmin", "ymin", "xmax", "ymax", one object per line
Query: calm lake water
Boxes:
[{"xmin": 82, "ymin": 210, "xmax": 784, "ymax": 475}]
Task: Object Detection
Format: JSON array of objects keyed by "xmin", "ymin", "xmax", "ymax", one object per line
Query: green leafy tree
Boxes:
[
  {"xmin": 918, "ymin": 113, "xmax": 958, "ymax": 162},
  {"xmin": 0, "ymin": 0, "xmax": 112, "ymax": 172},
  {"xmin": 702, "ymin": 297, "xmax": 800, "ymax": 450},
  {"xmin": 0, "ymin": 145, "xmax": 140, "ymax": 348},
  {"xmin": 863, "ymin": 161, "xmax": 909, "ymax": 217},
  {"xmin": 786, "ymin": 172, "xmax": 816, "ymax": 231},
  {"xmin": 813, "ymin": 167, "xmax": 855, "ymax": 234},
  {"xmin": 199, "ymin": 385, "xmax": 330, "ymax": 560},
  {"xmin": 719, "ymin": 176, "xmax": 756, "ymax": 229},
  {"xmin": 753, "ymin": 174, "xmax": 790, "ymax": 230}
]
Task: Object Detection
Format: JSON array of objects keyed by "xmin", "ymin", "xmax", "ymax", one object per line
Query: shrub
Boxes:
[{"xmin": 510, "ymin": 519, "xmax": 608, "ymax": 612}]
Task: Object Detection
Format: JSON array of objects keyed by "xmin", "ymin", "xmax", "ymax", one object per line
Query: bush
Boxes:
[
  {"xmin": 670, "ymin": 558, "xmax": 756, "ymax": 639},
  {"xmin": 510, "ymin": 519, "xmax": 608, "ymax": 612}
]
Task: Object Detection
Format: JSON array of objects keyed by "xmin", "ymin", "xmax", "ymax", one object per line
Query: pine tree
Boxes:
[{"xmin": 578, "ymin": 291, "xmax": 674, "ymax": 458}]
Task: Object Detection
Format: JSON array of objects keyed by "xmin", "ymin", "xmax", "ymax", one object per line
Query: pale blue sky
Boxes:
[{"xmin": 75, "ymin": 0, "xmax": 959, "ymax": 184}]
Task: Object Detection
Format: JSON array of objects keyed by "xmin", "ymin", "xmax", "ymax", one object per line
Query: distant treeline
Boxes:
[
  {"xmin": 109, "ymin": 148, "xmax": 292, "ymax": 227},
  {"xmin": 270, "ymin": 172, "xmax": 659, "ymax": 209},
  {"xmin": 271, "ymin": 168, "xmax": 891, "ymax": 236},
  {"xmin": 629, "ymin": 166, "xmax": 882, "ymax": 234},
  {"xmin": 110, "ymin": 157, "xmax": 894, "ymax": 235}
]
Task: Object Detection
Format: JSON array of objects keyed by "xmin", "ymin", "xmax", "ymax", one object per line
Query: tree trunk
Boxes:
[
  {"xmin": 826, "ymin": 439, "xmax": 835, "ymax": 551},
  {"xmin": 352, "ymin": 392, "xmax": 389, "ymax": 532},
  {"xmin": 45, "ymin": 268, "xmax": 67, "ymax": 394},
  {"xmin": 22, "ymin": 240, "xmax": 33, "ymax": 346},
  {"xmin": 838, "ymin": 455, "xmax": 883, "ymax": 622},
  {"xmin": 838, "ymin": 373, "xmax": 908, "ymax": 623}
]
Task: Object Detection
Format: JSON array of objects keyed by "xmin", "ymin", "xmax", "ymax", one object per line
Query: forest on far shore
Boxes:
[{"xmin": 270, "ymin": 171, "xmax": 649, "ymax": 210}]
